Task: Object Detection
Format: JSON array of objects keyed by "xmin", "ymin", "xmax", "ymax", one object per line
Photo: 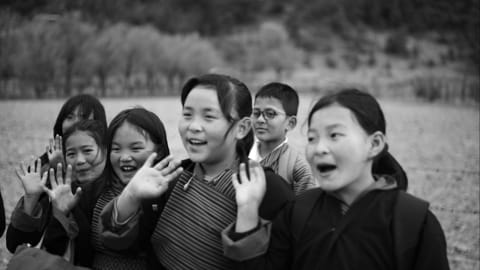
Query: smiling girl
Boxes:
[
  {"xmin": 100, "ymin": 74, "xmax": 294, "ymax": 270},
  {"xmin": 222, "ymin": 88, "xmax": 449, "ymax": 270}
]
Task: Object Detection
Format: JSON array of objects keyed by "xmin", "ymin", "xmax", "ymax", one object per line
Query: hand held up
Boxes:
[{"xmin": 232, "ymin": 160, "xmax": 266, "ymax": 233}]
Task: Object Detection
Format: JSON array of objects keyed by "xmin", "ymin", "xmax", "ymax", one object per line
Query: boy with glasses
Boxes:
[{"xmin": 249, "ymin": 82, "xmax": 316, "ymax": 195}]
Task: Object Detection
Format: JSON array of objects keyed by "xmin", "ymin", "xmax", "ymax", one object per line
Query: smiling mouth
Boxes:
[
  {"xmin": 188, "ymin": 139, "xmax": 207, "ymax": 145},
  {"xmin": 120, "ymin": 165, "xmax": 136, "ymax": 172}
]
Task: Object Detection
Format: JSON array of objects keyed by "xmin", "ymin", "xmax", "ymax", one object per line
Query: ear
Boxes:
[
  {"xmin": 286, "ymin": 115, "xmax": 297, "ymax": 131},
  {"xmin": 235, "ymin": 117, "xmax": 252, "ymax": 139},
  {"xmin": 367, "ymin": 131, "xmax": 386, "ymax": 159}
]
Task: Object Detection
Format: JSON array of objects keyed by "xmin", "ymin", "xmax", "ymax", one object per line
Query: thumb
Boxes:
[{"xmin": 72, "ymin": 187, "xmax": 83, "ymax": 204}]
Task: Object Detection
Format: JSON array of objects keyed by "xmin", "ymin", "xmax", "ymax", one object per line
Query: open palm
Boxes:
[
  {"xmin": 232, "ymin": 161, "xmax": 266, "ymax": 208},
  {"xmin": 124, "ymin": 153, "xmax": 183, "ymax": 200},
  {"xmin": 15, "ymin": 157, "xmax": 46, "ymax": 196},
  {"xmin": 43, "ymin": 163, "xmax": 82, "ymax": 215}
]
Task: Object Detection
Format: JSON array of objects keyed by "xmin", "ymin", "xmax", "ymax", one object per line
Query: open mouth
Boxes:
[
  {"xmin": 316, "ymin": 163, "xmax": 337, "ymax": 174},
  {"xmin": 120, "ymin": 165, "xmax": 137, "ymax": 172},
  {"xmin": 188, "ymin": 138, "xmax": 207, "ymax": 145}
]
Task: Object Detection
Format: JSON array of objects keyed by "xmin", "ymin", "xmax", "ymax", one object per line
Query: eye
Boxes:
[
  {"xmin": 252, "ymin": 110, "xmax": 261, "ymax": 118},
  {"xmin": 264, "ymin": 109, "xmax": 277, "ymax": 119},
  {"xmin": 330, "ymin": 132, "xmax": 342, "ymax": 139},
  {"xmin": 307, "ymin": 133, "xmax": 317, "ymax": 143},
  {"xmin": 65, "ymin": 114, "xmax": 74, "ymax": 120},
  {"xmin": 66, "ymin": 152, "xmax": 75, "ymax": 158},
  {"xmin": 111, "ymin": 146, "xmax": 120, "ymax": 151},
  {"xmin": 182, "ymin": 111, "xmax": 192, "ymax": 119}
]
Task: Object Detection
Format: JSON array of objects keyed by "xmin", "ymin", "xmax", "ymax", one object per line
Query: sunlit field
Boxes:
[{"xmin": 0, "ymin": 94, "xmax": 478, "ymax": 269}]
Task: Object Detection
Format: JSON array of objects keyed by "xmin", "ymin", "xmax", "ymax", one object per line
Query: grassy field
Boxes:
[{"xmin": 0, "ymin": 94, "xmax": 478, "ymax": 269}]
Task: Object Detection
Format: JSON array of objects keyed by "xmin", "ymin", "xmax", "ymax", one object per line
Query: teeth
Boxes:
[
  {"xmin": 189, "ymin": 139, "xmax": 206, "ymax": 145},
  {"xmin": 120, "ymin": 166, "xmax": 136, "ymax": 172}
]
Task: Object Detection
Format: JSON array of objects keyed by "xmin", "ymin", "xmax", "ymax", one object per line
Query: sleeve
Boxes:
[
  {"xmin": 292, "ymin": 153, "xmax": 316, "ymax": 195},
  {"xmin": 99, "ymin": 197, "xmax": 143, "ymax": 250},
  {"xmin": 259, "ymin": 169, "xmax": 295, "ymax": 220},
  {"xmin": 223, "ymin": 202, "xmax": 295, "ymax": 270},
  {"xmin": 412, "ymin": 210, "xmax": 450, "ymax": 270},
  {"xmin": 6, "ymin": 195, "xmax": 50, "ymax": 253}
]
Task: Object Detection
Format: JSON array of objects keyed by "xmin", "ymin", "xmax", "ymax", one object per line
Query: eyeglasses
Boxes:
[{"xmin": 252, "ymin": 108, "xmax": 285, "ymax": 120}]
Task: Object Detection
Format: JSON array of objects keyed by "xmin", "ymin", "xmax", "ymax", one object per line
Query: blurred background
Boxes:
[
  {"xmin": 0, "ymin": 1, "xmax": 479, "ymax": 270},
  {"xmin": 0, "ymin": 0, "xmax": 478, "ymax": 101}
]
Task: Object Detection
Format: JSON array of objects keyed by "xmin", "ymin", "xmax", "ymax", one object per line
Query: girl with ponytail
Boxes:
[{"xmin": 100, "ymin": 74, "xmax": 293, "ymax": 270}]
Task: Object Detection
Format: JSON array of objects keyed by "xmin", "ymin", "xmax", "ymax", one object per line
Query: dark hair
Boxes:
[
  {"xmin": 307, "ymin": 88, "xmax": 408, "ymax": 190},
  {"xmin": 62, "ymin": 119, "xmax": 108, "ymax": 160},
  {"xmin": 308, "ymin": 88, "xmax": 386, "ymax": 135},
  {"xmin": 53, "ymin": 94, "xmax": 107, "ymax": 137},
  {"xmin": 180, "ymin": 74, "xmax": 254, "ymax": 157},
  {"xmin": 106, "ymin": 107, "xmax": 170, "ymax": 169},
  {"xmin": 255, "ymin": 82, "xmax": 299, "ymax": 116}
]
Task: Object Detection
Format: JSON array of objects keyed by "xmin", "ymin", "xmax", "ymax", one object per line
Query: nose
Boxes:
[
  {"xmin": 314, "ymin": 139, "xmax": 330, "ymax": 155},
  {"xmin": 76, "ymin": 152, "xmax": 87, "ymax": 165},
  {"xmin": 120, "ymin": 153, "xmax": 133, "ymax": 162},
  {"xmin": 187, "ymin": 117, "xmax": 202, "ymax": 133}
]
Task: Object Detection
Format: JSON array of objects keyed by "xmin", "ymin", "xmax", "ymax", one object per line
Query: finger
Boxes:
[
  {"xmin": 29, "ymin": 157, "xmax": 36, "ymax": 173},
  {"xmin": 42, "ymin": 185, "xmax": 53, "ymax": 198},
  {"xmin": 231, "ymin": 172, "xmax": 240, "ymax": 189},
  {"xmin": 55, "ymin": 135, "xmax": 61, "ymax": 150},
  {"xmin": 72, "ymin": 187, "xmax": 83, "ymax": 205},
  {"xmin": 165, "ymin": 167, "xmax": 183, "ymax": 182},
  {"xmin": 56, "ymin": 163, "xmax": 64, "ymax": 184},
  {"xmin": 238, "ymin": 163, "xmax": 249, "ymax": 183},
  {"xmin": 49, "ymin": 168, "xmax": 58, "ymax": 189},
  {"xmin": 40, "ymin": 171, "xmax": 48, "ymax": 187},
  {"xmin": 144, "ymin": 153, "xmax": 157, "ymax": 168},
  {"xmin": 153, "ymin": 155, "xmax": 173, "ymax": 170},
  {"xmin": 49, "ymin": 138, "xmax": 54, "ymax": 152},
  {"xmin": 19, "ymin": 161, "xmax": 27, "ymax": 175},
  {"xmin": 65, "ymin": 164, "xmax": 72, "ymax": 186},
  {"xmin": 160, "ymin": 158, "xmax": 181, "ymax": 174},
  {"xmin": 58, "ymin": 136, "xmax": 63, "ymax": 152}
]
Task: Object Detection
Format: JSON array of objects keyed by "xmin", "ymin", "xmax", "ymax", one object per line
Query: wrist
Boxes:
[{"xmin": 235, "ymin": 204, "xmax": 260, "ymax": 233}]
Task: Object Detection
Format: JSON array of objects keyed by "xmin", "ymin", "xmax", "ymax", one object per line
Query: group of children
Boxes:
[{"xmin": 3, "ymin": 73, "xmax": 449, "ymax": 270}]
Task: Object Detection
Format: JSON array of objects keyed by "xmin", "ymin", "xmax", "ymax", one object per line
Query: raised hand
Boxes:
[
  {"xmin": 15, "ymin": 157, "xmax": 47, "ymax": 197},
  {"xmin": 43, "ymin": 163, "xmax": 82, "ymax": 215},
  {"xmin": 116, "ymin": 153, "xmax": 183, "ymax": 222},
  {"xmin": 232, "ymin": 160, "xmax": 266, "ymax": 209},
  {"xmin": 124, "ymin": 153, "xmax": 183, "ymax": 201},
  {"xmin": 232, "ymin": 160, "xmax": 266, "ymax": 232},
  {"xmin": 47, "ymin": 135, "xmax": 64, "ymax": 168}
]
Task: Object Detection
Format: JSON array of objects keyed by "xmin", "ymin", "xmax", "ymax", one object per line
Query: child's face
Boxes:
[
  {"xmin": 178, "ymin": 87, "xmax": 237, "ymax": 165},
  {"xmin": 65, "ymin": 130, "xmax": 106, "ymax": 183},
  {"xmin": 62, "ymin": 106, "xmax": 93, "ymax": 134},
  {"xmin": 110, "ymin": 122, "xmax": 156, "ymax": 184},
  {"xmin": 306, "ymin": 104, "xmax": 373, "ymax": 197},
  {"xmin": 252, "ymin": 97, "xmax": 291, "ymax": 143}
]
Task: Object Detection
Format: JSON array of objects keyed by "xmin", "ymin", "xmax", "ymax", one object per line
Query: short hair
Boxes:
[
  {"xmin": 255, "ymin": 82, "xmax": 299, "ymax": 116},
  {"xmin": 53, "ymin": 94, "xmax": 107, "ymax": 137}
]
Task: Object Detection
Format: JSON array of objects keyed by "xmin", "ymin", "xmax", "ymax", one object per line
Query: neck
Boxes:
[
  {"xmin": 259, "ymin": 137, "xmax": 286, "ymax": 157},
  {"xmin": 334, "ymin": 170, "xmax": 375, "ymax": 205},
  {"xmin": 198, "ymin": 151, "xmax": 237, "ymax": 181}
]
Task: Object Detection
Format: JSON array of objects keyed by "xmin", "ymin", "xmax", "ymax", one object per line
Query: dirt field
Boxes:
[{"xmin": 0, "ymin": 94, "xmax": 478, "ymax": 269}]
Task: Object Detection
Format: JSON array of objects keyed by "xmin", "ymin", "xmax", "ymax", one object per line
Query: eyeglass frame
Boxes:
[{"xmin": 251, "ymin": 108, "xmax": 287, "ymax": 120}]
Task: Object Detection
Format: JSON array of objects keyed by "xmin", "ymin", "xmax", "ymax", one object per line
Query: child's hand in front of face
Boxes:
[
  {"xmin": 47, "ymin": 135, "xmax": 64, "ymax": 168},
  {"xmin": 43, "ymin": 163, "xmax": 82, "ymax": 215},
  {"xmin": 123, "ymin": 153, "xmax": 183, "ymax": 202},
  {"xmin": 15, "ymin": 157, "xmax": 46, "ymax": 198}
]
